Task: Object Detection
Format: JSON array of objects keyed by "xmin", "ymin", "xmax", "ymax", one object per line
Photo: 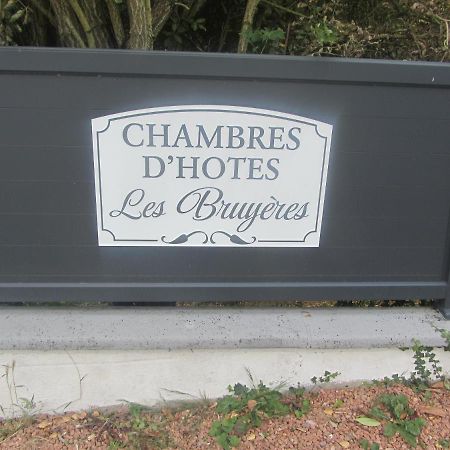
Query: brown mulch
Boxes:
[{"xmin": 1, "ymin": 383, "xmax": 449, "ymax": 449}]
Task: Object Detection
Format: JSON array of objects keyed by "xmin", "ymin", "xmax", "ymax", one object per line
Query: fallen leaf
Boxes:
[
  {"xmin": 37, "ymin": 420, "xmax": 52, "ymax": 429},
  {"xmin": 324, "ymin": 408, "xmax": 333, "ymax": 415},
  {"xmin": 247, "ymin": 433, "xmax": 256, "ymax": 441},
  {"xmin": 87, "ymin": 434, "xmax": 96, "ymax": 441},
  {"xmin": 355, "ymin": 417, "xmax": 381, "ymax": 427},
  {"xmin": 339, "ymin": 441, "xmax": 350, "ymax": 449},
  {"xmin": 247, "ymin": 399, "xmax": 257, "ymax": 411},
  {"xmin": 92, "ymin": 410, "xmax": 100, "ymax": 417},
  {"xmin": 419, "ymin": 406, "xmax": 446, "ymax": 417},
  {"xmin": 430, "ymin": 381, "xmax": 445, "ymax": 389},
  {"xmin": 49, "ymin": 433, "xmax": 58, "ymax": 439}
]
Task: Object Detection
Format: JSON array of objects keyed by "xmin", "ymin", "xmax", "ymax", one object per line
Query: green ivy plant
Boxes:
[{"xmin": 311, "ymin": 370, "xmax": 340, "ymax": 385}]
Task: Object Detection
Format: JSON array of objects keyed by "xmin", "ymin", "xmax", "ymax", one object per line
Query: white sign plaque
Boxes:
[{"xmin": 92, "ymin": 106, "xmax": 332, "ymax": 247}]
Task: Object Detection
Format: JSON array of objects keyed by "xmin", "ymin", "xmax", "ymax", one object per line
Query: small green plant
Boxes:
[
  {"xmin": 129, "ymin": 403, "xmax": 147, "ymax": 431},
  {"xmin": 434, "ymin": 326, "xmax": 450, "ymax": 351},
  {"xmin": 410, "ymin": 339, "xmax": 443, "ymax": 388},
  {"xmin": 359, "ymin": 439, "xmax": 380, "ymax": 450},
  {"xmin": 311, "ymin": 370, "xmax": 340, "ymax": 385},
  {"xmin": 439, "ymin": 438, "xmax": 450, "ymax": 448},
  {"xmin": 209, "ymin": 380, "xmax": 308, "ymax": 449},
  {"xmin": 125, "ymin": 404, "xmax": 173, "ymax": 449},
  {"xmin": 244, "ymin": 27, "xmax": 285, "ymax": 53},
  {"xmin": 312, "ymin": 21, "xmax": 338, "ymax": 45},
  {"xmin": 367, "ymin": 393, "xmax": 426, "ymax": 448},
  {"xmin": 209, "ymin": 418, "xmax": 241, "ymax": 450},
  {"xmin": 108, "ymin": 440, "xmax": 127, "ymax": 450},
  {"xmin": 1, "ymin": 361, "xmax": 40, "ymax": 418}
]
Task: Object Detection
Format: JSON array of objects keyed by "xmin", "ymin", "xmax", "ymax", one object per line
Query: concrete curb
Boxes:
[
  {"xmin": 1, "ymin": 348, "xmax": 450, "ymax": 417},
  {"xmin": 0, "ymin": 306, "xmax": 448, "ymax": 350}
]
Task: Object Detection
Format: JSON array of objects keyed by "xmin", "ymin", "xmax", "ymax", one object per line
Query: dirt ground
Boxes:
[{"xmin": 1, "ymin": 383, "xmax": 449, "ymax": 450}]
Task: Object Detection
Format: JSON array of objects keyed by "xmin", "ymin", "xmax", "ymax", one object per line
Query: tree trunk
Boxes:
[
  {"xmin": 153, "ymin": 0, "xmax": 175, "ymax": 37},
  {"xmin": 105, "ymin": 0, "xmax": 125, "ymax": 47},
  {"xmin": 127, "ymin": 0, "xmax": 153, "ymax": 49},
  {"xmin": 238, "ymin": 0, "xmax": 261, "ymax": 53},
  {"xmin": 78, "ymin": 0, "xmax": 110, "ymax": 47},
  {"xmin": 49, "ymin": 0, "xmax": 86, "ymax": 47}
]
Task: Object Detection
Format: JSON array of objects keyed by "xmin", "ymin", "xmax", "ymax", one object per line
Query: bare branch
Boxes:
[{"xmin": 238, "ymin": 0, "xmax": 261, "ymax": 53}]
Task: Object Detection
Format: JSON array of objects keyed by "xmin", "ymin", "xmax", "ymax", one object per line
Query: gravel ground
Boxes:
[{"xmin": 1, "ymin": 383, "xmax": 449, "ymax": 449}]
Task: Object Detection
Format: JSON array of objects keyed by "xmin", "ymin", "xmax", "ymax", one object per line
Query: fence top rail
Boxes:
[{"xmin": 0, "ymin": 47, "xmax": 449, "ymax": 87}]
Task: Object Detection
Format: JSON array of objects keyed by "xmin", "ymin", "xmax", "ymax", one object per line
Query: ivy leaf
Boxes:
[
  {"xmin": 356, "ymin": 417, "xmax": 381, "ymax": 427},
  {"xmin": 383, "ymin": 422, "xmax": 398, "ymax": 437},
  {"xmin": 229, "ymin": 435, "xmax": 240, "ymax": 447}
]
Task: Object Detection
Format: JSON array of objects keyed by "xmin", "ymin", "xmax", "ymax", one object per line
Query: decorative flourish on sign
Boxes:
[
  {"xmin": 161, "ymin": 231, "xmax": 256, "ymax": 245},
  {"xmin": 162, "ymin": 231, "xmax": 208, "ymax": 244},
  {"xmin": 210, "ymin": 231, "xmax": 256, "ymax": 245}
]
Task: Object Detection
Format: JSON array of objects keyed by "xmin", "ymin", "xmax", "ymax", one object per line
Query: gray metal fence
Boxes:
[{"xmin": 0, "ymin": 48, "xmax": 449, "ymax": 317}]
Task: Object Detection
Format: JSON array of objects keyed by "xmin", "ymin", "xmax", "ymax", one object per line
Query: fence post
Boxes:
[{"xmin": 438, "ymin": 270, "xmax": 450, "ymax": 318}]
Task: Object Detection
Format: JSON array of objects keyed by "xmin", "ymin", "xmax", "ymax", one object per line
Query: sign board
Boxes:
[{"xmin": 92, "ymin": 106, "xmax": 332, "ymax": 247}]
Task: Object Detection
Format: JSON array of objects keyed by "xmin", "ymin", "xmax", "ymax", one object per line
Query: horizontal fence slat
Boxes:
[
  {"xmin": 0, "ymin": 247, "xmax": 443, "ymax": 280},
  {"xmin": 0, "ymin": 281, "xmax": 445, "ymax": 302},
  {"xmin": 0, "ymin": 215, "xmax": 446, "ymax": 249},
  {"xmin": 1, "ymin": 48, "xmax": 449, "ymax": 86}
]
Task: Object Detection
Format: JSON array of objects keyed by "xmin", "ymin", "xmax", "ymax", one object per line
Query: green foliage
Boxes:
[
  {"xmin": 365, "ymin": 393, "xmax": 426, "ymax": 448},
  {"xmin": 311, "ymin": 370, "xmax": 340, "ymax": 385},
  {"xmin": 356, "ymin": 417, "xmax": 381, "ymax": 427},
  {"xmin": 410, "ymin": 339, "xmax": 443, "ymax": 387},
  {"xmin": 216, "ymin": 382, "xmax": 289, "ymax": 417},
  {"xmin": 439, "ymin": 438, "xmax": 450, "ymax": 448},
  {"xmin": 129, "ymin": 403, "xmax": 147, "ymax": 431},
  {"xmin": 383, "ymin": 418, "xmax": 426, "ymax": 448},
  {"xmin": 108, "ymin": 440, "xmax": 127, "ymax": 450},
  {"xmin": 371, "ymin": 393, "xmax": 413, "ymax": 420},
  {"xmin": 243, "ymin": 27, "xmax": 285, "ymax": 53},
  {"xmin": 162, "ymin": 3, "xmax": 207, "ymax": 50},
  {"xmin": 209, "ymin": 381, "xmax": 308, "ymax": 449},
  {"xmin": 209, "ymin": 418, "xmax": 240, "ymax": 450},
  {"xmin": 0, "ymin": 0, "xmax": 448, "ymax": 61},
  {"xmin": 434, "ymin": 326, "xmax": 450, "ymax": 351},
  {"xmin": 359, "ymin": 439, "xmax": 380, "ymax": 450},
  {"xmin": 287, "ymin": 0, "xmax": 449, "ymax": 61},
  {"xmin": 374, "ymin": 338, "xmax": 445, "ymax": 391},
  {"xmin": 312, "ymin": 21, "xmax": 337, "ymax": 45}
]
